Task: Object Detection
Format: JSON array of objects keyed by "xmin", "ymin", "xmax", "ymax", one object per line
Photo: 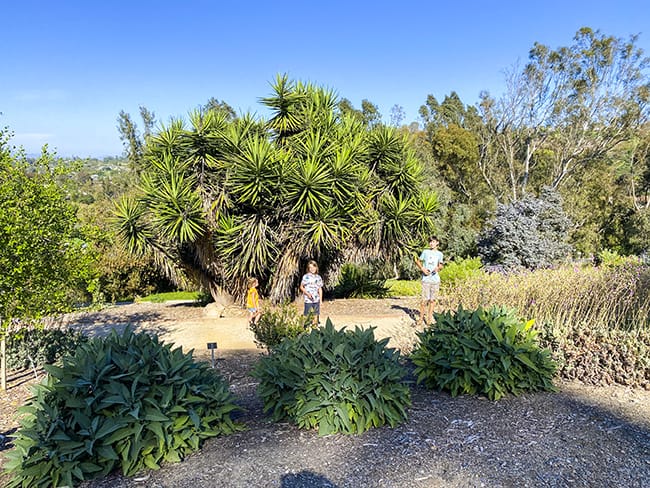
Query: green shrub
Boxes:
[
  {"xmin": 253, "ymin": 320, "xmax": 410, "ymax": 435},
  {"xmin": 477, "ymin": 188, "xmax": 573, "ymax": 270},
  {"xmin": 332, "ymin": 263, "xmax": 389, "ymax": 298},
  {"xmin": 597, "ymin": 249, "xmax": 640, "ymax": 268},
  {"xmin": 249, "ymin": 304, "xmax": 310, "ymax": 350},
  {"xmin": 6, "ymin": 326, "xmax": 87, "ymax": 371},
  {"xmin": 386, "ymin": 279, "xmax": 420, "ymax": 296},
  {"xmin": 5, "ymin": 327, "xmax": 242, "ymax": 487},
  {"xmin": 438, "ymin": 256, "xmax": 483, "ymax": 288},
  {"xmin": 411, "ymin": 305, "xmax": 557, "ymax": 400}
]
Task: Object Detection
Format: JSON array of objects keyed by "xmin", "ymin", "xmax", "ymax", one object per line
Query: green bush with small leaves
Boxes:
[
  {"xmin": 438, "ymin": 256, "xmax": 483, "ymax": 288},
  {"xmin": 6, "ymin": 326, "xmax": 87, "ymax": 371},
  {"xmin": 537, "ymin": 324, "xmax": 650, "ymax": 388},
  {"xmin": 5, "ymin": 327, "xmax": 242, "ymax": 488},
  {"xmin": 253, "ymin": 319, "xmax": 410, "ymax": 435},
  {"xmin": 411, "ymin": 305, "xmax": 557, "ymax": 400},
  {"xmin": 249, "ymin": 303, "xmax": 310, "ymax": 350}
]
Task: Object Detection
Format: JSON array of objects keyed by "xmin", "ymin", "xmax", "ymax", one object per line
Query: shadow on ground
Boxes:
[{"xmin": 60, "ymin": 302, "xmax": 203, "ymax": 339}]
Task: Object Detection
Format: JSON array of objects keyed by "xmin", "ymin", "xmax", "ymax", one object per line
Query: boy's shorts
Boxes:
[
  {"xmin": 421, "ymin": 282, "xmax": 440, "ymax": 301},
  {"xmin": 247, "ymin": 307, "xmax": 258, "ymax": 313},
  {"xmin": 303, "ymin": 302, "xmax": 320, "ymax": 316}
]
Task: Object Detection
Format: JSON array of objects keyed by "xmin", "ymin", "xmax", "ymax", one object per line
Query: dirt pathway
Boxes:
[{"xmin": 64, "ymin": 299, "xmax": 422, "ymax": 355}]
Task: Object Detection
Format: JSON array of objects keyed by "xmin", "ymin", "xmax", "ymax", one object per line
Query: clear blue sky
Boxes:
[{"xmin": 2, "ymin": 0, "xmax": 649, "ymax": 158}]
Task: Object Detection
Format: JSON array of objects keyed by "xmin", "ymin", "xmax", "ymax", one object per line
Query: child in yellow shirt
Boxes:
[{"xmin": 246, "ymin": 277, "xmax": 262, "ymax": 325}]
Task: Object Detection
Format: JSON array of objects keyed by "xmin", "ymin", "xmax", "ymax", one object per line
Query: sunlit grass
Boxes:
[
  {"xmin": 441, "ymin": 264, "xmax": 650, "ymax": 333},
  {"xmin": 136, "ymin": 291, "xmax": 202, "ymax": 303}
]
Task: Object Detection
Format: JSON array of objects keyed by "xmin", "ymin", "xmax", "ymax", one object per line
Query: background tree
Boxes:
[
  {"xmin": 117, "ymin": 106, "xmax": 156, "ymax": 174},
  {"xmin": 0, "ymin": 128, "xmax": 95, "ymax": 389},
  {"xmin": 203, "ymin": 97, "xmax": 237, "ymax": 120},
  {"xmin": 477, "ymin": 188, "xmax": 573, "ymax": 270},
  {"xmin": 477, "ymin": 27, "xmax": 649, "ymax": 202},
  {"xmin": 361, "ymin": 99, "xmax": 382, "ymax": 128},
  {"xmin": 389, "ymin": 104, "xmax": 405, "ymax": 127},
  {"xmin": 418, "ymin": 92, "xmax": 490, "ymax": 257}
]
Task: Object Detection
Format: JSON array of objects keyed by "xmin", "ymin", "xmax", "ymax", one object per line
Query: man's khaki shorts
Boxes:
[{"xmin": 421, "ymin": 282, "xmax": 440, "ymax": 301}]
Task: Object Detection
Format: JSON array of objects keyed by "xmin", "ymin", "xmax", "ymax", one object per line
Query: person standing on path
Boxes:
[
  {"xmin": 246, "ymin": 277, "xmax": 262, "ymax": 326},
  {"xmin": 299, "ymin": 259, "xmax": 323, "ymax": 327},
  {"xmin": 415, "ymin": 236, "xmax": 444, "ymax": 325}
]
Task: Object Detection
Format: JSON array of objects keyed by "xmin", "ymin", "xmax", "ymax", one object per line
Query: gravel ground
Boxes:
[{"xmin": 1, "ymin": 301, "xmax": 649, "ymax": 487}]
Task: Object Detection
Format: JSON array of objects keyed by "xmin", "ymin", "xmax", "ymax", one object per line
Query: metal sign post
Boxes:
[{"xmin": 207, "ymin": 342, "xmax": 218, "ymax": 368}]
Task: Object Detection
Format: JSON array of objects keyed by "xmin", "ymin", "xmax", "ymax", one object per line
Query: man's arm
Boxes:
[{"xmin": 415, "ymin": 255, "xmax": 430, "ymax": 275}]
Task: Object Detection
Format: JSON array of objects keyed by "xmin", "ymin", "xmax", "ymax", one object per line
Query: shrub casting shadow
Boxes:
[
  {"xmin": 390, "ymin": 304, "xmax": 419, "ymax": 321},
  {"xmin": 280, "ymin": 470, "xmax": 339, "ymax": 488}
]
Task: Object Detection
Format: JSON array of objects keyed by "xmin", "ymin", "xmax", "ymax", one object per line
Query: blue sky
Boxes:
[{"xmin": 2, "ymin": 0, "xmax": 649, "ymax": 158}]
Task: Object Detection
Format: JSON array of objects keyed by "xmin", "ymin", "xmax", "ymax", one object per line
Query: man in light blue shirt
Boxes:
[{"xmin": 415, "ymin": 236, "xmax": 443, "ymax": 325}]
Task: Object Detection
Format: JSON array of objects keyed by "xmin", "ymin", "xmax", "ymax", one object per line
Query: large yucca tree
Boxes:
[{"xmin": 114, "ymin": 76, "xmax": 437, "ymax": 303}]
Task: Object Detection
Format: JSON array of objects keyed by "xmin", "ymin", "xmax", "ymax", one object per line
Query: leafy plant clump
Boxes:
[
  {"xmin": 438, "ymin": 256, "xmax": 483, "ymax": 288},
  {"xmin": 5, "ymin": 327, "xmax": 242, "ymax": 488},
  {"xmin": 538, "ymin": 324, "xmax": 650, "ymax": 388},
  {"xmin": 249, "ymin": 303, "xmax": 311, "ymax": 350},
  {"xmin": 411, "ymin": 305, "xmax": 557, "ymax": 400},
  {"xmin": 253, "ymin": 320, "xmax": 411, "ymax": 435},
  {"xmin": 331, "ymin": 263, "xmax": 389, "ymax": 299},
  {"xmin": 6, "ymin": 326, "xmax": 87, "ymax": 371}
]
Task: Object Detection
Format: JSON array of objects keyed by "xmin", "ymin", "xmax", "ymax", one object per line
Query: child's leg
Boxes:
[{"xmin": 426, "ymin": 299, "xmax": 435, "ymax": 324}]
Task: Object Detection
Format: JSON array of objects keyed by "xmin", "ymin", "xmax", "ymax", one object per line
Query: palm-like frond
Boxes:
[
  {"xmin": 367, "ymin": 126, "xmax": 404, "ymax": 171},
  {"xmin": 328, "ymin": 147, "xmax": 363, "ymax": 207},
  {"xmin": 145, "ymin": 118, "xmax": 186, "ymax": 165},
  {"xmin": 301, "ymin": 207, "xmax": 351, "ymax": 252},
  {"xmin": 227, "ymin": 136, "xmax": 284, "ymax": 207},
  {"xmin": 285, "ymin": 158, "xmax": 333, "ymax": 217},
  {"xmin": 378, "ymin": 193, "xmax": 416, "ymax": 256},
  {"xmin": 296, "ymin": 129, "xmax": 336, "ymax": 163},
  {"xmin": 150, "ymin": 172, "xmax": 207, "ymax": 243},
  {"xmin": 224, "ymin": 113, "xmax": 266, "ymax": 153},
  {"xmin": 214, "ymin": 214, "xmax": 278, "ymax": 280},
  {"xmin": 181, "ymin": 109, "xmax": 230, "ymax": 169},
  {"xmin": 112, "ymin": 196, "xmax": 154, "ymax": 255},
  {"xmin": 410, "ymin": 190, "xmax": 439, "ymax": 239},
  {"xmin": 260, "ymin": 74, "xmax": 305, "ymax": 138},
  {"xmin": 379, "ymin": 151, "xmax": 423, "ymax": 198}
]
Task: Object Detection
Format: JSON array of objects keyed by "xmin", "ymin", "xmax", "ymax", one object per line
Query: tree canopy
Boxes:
[
  {"xmin": 0, "ymin": 129, "xmax": 95, "ymax": 324},
  {"xmin": 115, "ymin": 75, "xmax": 437, "ymax": 302}
]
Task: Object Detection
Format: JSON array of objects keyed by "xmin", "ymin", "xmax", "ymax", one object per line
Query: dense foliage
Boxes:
[
  {"xmin": 114, "ymin": 76, "xmax": 437, "ymax": 303},
  {"xmin": 331, "ymin": 263, "xmax": 389, "ymax": 298},
  {"xmin": 477, "ymin": 188, "xmax": 573, "ymax": 270},
  {"xmin": 438, "ymin": 256, "xmax": 483, "ymax": 288},
  {"xmin": 0, "ymin": 131, "xmax": 96, "ymax": 324},
  {"xmin": 538, "ymin": 324, "xmax": 650, "ymax": 389},
  {"xmin": 6, "ymin": 326, "xmax": 87, "ymax": 371},
  {"xmin": 5, "ymin": 328, "xmax": 241, "ymax": 487},
  {"xmin": 443, "ymin": 263, "xmax": 650, "ymax": 387},
  {"xmin": 411, "ymin": 306, "xmax": 557, "ymax": 400},
  {"xmin": 249, "ymin": 303, "xmax": 310, "ymax": 350},
  {"xmin": 253, "ymin": 320, "xmax": 411, "ymax": 435}
]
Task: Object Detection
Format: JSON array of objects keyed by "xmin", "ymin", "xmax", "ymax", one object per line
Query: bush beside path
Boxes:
[{"xmin": 0, "ymin": 299, "xmax": 648, "ymax": 487}]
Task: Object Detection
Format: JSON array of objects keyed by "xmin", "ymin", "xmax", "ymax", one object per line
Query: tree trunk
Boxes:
[{"xmin": 1, "ymin": 337, "xmax": 6, "ymax": 391}]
